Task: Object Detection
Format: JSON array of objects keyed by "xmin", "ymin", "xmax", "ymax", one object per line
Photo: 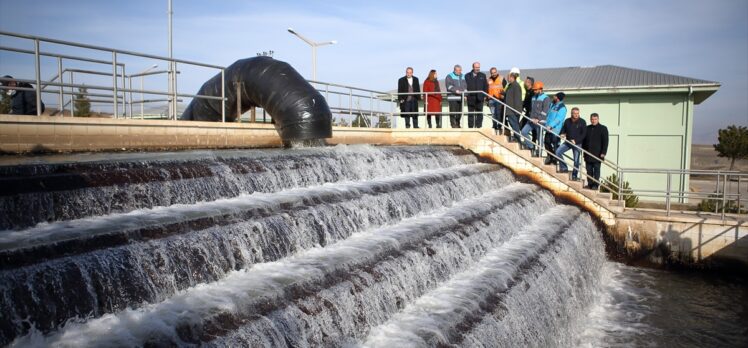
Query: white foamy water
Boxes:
[
  {"xmin": 10, "ymin": 184, "xmax": 541, "ymax": 347},
  {"xmin": 362, "ymin": 205, "xmax": 584, "ymax": 347},
  {"xmin": 6, "ymin": 145, "xmax": 731, "ymax": 348},
  {"xmin": 0, "ymin": 163, "xmax": 500, "ymax": 251}
]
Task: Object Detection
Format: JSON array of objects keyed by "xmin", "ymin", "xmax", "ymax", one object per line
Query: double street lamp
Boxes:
[{"xmin": 287, "ymin": 28, "xmax": 336, "ymax": 81}]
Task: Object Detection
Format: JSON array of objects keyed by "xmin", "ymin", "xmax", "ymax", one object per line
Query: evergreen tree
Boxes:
[
  {"xmin": 377, "ymin": 114, "xmax": 392, "ymax": 128},
  {"xmin": 74, "ymin": 87, "xmax": 91, "ymax": 117},
  {"xmin": 713, "ymin": 125, "xmax": 748, "ymax": 171},
  {"xmin": 0, "ymin": 90, "xmax": 10, "ymax": 114}
]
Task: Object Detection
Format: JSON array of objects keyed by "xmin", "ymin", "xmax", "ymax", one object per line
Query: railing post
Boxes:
[
  {"xmin": 721, "ymin": 173, "xmax": 728, "ymax": 220},
  {"xmin": 424, "ymin": 91, "xmax": 428, "ymax": 129},
  {"xmin": 738, "ymin": 176, "xmax": 742, "ymax": 215},
  {"xmin": 461, "ymin": 92, "xmax": 465, "ymax": 127},
  {"xmin": 57, "ymin": 57, "xmax": 63, "ymax": 117},
  {"xmin": 666, "ymin": 172, "xmax": 672, "ymax": 216},
  {"xmin": 121, "ymin": 64, "xmax": 127, "ymax": 118},
  {"xmin": 349, "ymin": 88, "xmax": 353, "ymax": 119},
  {"xmin": 34, "ymin": 39, "xmax": 42, "ymax": 116},
  {"xmin": 715, "ymin": 173, "xmax": 720, "ymax": 214},
  {"xmin": 502, "ymin": 105, "xmax": 506, "ymax": 134},
  {"xmin": 128, "ymin": 77, "xmax": 133, "ymax": 119},
  {"xmin": 221, "ymin": 68, "xmax": 226, "ymax": 123},
  {"xmin": 236, "ymin": 81, "xmax": 242, "ymax": 122},
  {"xmin": 112, "ymin": 51, "xmax": 118, "ymax": 118},
  {"xmin": 173, "ymin": 62, "xmax": 179, "ymax": 120},
  {"xmin": 69, "ymin": 71, "xmax": 75, "ymax": 116},
  {"xmin": 370, "ymin": 92, "xmax": 374, "ymax": 128},
  {"xmin": 618, "ymin": 169, "xmax": 624, "ymax": 206}
]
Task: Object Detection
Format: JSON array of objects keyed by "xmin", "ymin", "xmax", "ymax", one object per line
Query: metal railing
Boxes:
[
  {"xmin": 308, "ymin": 80, "xmax": 394, "ymax": 128},
  {"xmin": 0, "ymin": 30, "xmax": 225, "ymax": 120},
  {"xmin": 387, "ymin": 90, "xmax": 746, "ymax": 219}
]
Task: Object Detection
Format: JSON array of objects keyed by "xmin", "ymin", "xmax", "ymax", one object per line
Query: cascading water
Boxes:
[{"xmin": 2, "ymin": 145, "xmax": 742, "ymax": 347}]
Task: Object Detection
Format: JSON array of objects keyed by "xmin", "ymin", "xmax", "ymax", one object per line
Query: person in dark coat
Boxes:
[
  {"xmin": 555, "ymin": 107, "xmax": 587, "ymax": 180},
  {"xmin": 503, "ymin": 72, "xmax": 523, "ymax": 143},
  {"xmin": 1, "ymin": 75, "xmax": 43, "ymax": 115},
  {"xmin": 397, "ymin": 67, "xmax": 421, "ymax": 128},
  {"xmin": 464, "ymin": 62, "xmax": 488, "ymax": 128},
  {"xmin": 521, "ymin": 76, "xmax": 535, "ymax": 138},
  {"xmin": 582, "ymin": 113, "xmax": 609, "ymax": 189}
]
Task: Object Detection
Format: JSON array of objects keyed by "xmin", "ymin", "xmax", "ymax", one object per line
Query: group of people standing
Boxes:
[{"xmin": 396, "ymin": 65, "xmax": 610, "ymax": 190}]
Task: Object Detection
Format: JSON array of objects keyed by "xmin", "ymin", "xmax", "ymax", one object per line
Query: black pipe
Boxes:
[{"xmin": 180, "ymin": 56, "xmax": 332, "ymax": 141}]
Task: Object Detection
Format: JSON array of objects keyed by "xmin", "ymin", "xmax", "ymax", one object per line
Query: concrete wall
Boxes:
[
  {"xmin": 613, "ymin": 213, "xmax": 747, "ymax": 269},
  {"xmin": 0, "ymin": 115, "xmax": 283, "ymax": 153}
]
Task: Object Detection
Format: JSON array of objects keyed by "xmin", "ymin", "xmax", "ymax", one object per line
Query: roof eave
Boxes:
[{"xmin": 545, "ymin": 84, "xmax": 720, "ymax": 104}]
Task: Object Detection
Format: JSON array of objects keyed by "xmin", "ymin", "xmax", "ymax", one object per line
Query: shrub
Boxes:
[{"xmin": 600, "ymin": 173, "xmax": 639, "ymax": 208}]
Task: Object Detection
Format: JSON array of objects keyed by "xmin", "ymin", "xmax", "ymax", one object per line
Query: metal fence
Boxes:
[{"xmin": 0, "ymin": 30, "xmax": 225, "ymax": 121}]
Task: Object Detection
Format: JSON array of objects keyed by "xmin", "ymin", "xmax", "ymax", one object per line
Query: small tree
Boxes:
[
  {"xmin": 713, "ymin": 125, "xmax": 748, "ymax": 171},
  {"xmin": 73, "ymin": 87, "xmax": 91, "ymax": 117},
  {"xmin": 600, "ymin": 173, "xmax": 639, "ymax": 208},
  {"xmin": 351, "ymin": 113, "xmax": 369, "ymax": 127},
  {"xmin": 0, "ymin": 90, "xmax": 10, "ymax": 114},
  {"xmin": 377, "ymin": 114, "xmax": 392, "ymax": 128},
  {"xmin": 697, "ymin": 193, "xmax": 741, "ymax": 214}
]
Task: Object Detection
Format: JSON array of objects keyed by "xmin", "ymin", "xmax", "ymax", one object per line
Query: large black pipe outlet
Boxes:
[{"xmin": 181, "ymin": 56, "xmax": 332, "ymax": 141}]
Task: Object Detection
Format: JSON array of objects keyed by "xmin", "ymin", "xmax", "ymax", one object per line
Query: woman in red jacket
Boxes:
[{"xmin": 423, "ymin": 69, "xmax": 443, "ymax": 128}]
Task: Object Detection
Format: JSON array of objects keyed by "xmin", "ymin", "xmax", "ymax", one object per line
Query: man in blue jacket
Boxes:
[
  {"xmin": 556, "ymin": 107, "xmax": 586, "ymax": 180},
  {"xmin": 543, "ymin": 92, "xmax": 567, "ymax": 165},
  {"xmin": 445, "ymin": 65, "xmax": 467, "ymax": 128}
]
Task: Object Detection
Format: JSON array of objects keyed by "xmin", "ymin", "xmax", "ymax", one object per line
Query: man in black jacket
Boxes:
[
  {"xmin": 555, "ymin": 107, "xmax": 586, "ymax": 180},
  {"xmin": 1, "ymin": 75, "xmax": 42, "ymax": 115},
  {"xmin": 504, "ymin": 72, "xmax": 523, "ymax": 142},
  {"xmin": 464, "ymin": 62, "xmax": 488, "ymax": 128},
  {"xmin": 397, "ymin": 67, "xmax": 421, "ymax": 128},
  {"xmin": 582, "ymin": 113, "xmax": 609, "ymax": 190},
  {"xmin": 521, "ymin": 76, "xmax": 535, "ymax": 139}
]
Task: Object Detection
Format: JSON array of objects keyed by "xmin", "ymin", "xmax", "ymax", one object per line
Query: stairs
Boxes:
[{"xmin": 485, "ymin": 130, "xmax": 625, "ymax": 214}]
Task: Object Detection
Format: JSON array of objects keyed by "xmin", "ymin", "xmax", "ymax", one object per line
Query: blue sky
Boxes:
[{"xmin": 1, "ymin": 0, "xmax": 746, "ymax": 143}]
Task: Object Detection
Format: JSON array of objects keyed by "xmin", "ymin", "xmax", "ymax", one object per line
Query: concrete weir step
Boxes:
[{"xmin": 478, "ymin": 130, "xmax": 620, "ymax": 225}]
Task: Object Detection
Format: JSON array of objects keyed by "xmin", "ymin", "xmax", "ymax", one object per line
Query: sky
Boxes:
[{"xmin": 1, "ymin": 0, "xmax": 746, "ymax": 143}]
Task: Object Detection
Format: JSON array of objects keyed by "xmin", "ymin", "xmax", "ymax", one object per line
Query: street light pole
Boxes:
[
  {"xmin": 167, "ymin": 0, "xmax": 174, "ymax": 119},
  {"xmin": 287, "ymin": 28, "xmax": 336, "ymax": 81}
]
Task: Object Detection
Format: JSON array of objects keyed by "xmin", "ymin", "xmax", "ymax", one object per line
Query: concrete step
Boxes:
[
  {"xmin": 607, "ymin": 199, "xmax": 624, "ymax": 207},
  {"xmin": 596, "ymin": 192, "xmax": 613, "ymax": 200}
]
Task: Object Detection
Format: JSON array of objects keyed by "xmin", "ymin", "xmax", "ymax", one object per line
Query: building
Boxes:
[{"xmin": 396, "ymin": 65, "xmax": 721, "ymax": 201}]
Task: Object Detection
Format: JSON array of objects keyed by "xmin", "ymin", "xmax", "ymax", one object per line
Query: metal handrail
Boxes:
[
  {"xmin": 387, "ymin": 90, "xmax": 746, "ymax": 218},
  {"xmin": 389, "ymin": 90, "xmax": 622, "ymax": 193},
  {"xmin": 0, "ymin": 30, "xmax": 226, "ymax": 120}
]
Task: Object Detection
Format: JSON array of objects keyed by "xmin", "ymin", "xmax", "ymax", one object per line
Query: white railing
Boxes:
[{"xmin": 0, "ymin": 30, "xmax": 225, "ymax": 120}]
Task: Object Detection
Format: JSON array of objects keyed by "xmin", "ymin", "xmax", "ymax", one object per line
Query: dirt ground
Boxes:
[
  {"xmin": 688, "ymin": 145, "xmax": 746, "ymax": 208},
  {"xmin": 690, "ymin": 144, "xmax": 748, "ymax": 173}
]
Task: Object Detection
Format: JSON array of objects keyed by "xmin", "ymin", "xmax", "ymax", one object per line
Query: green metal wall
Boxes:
[{"xmin": 565, "ymin": 93, "xmax": 694, "ymax": 202}]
